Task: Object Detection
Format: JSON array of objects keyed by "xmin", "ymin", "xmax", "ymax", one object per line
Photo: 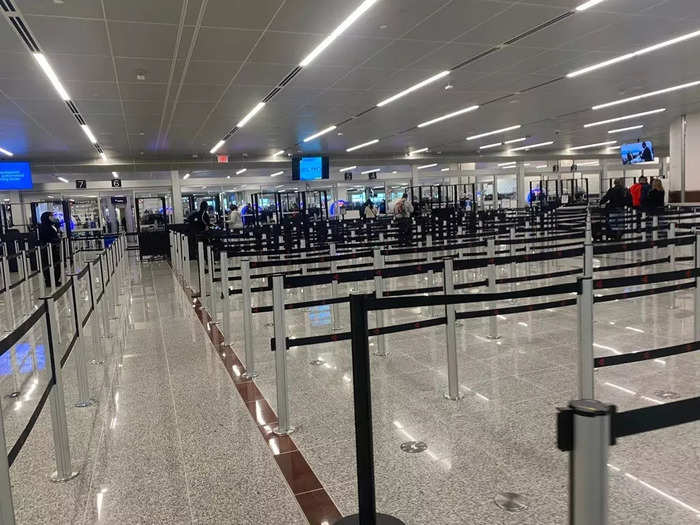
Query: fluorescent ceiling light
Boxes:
[
  {"xmin": 535, "ymin": 164, "xmax": 547, "ymax": 169},
  {"xmin": 338, "ymin": 165, "xmax": 357, "ymax": 172},
  {"xmin": 57, "ymin": 177, "xmax": 69, "ymax": 183},
  {"xmin": 80, "ymin": 125, "xmax": 97, "ymax": 144},
  {"xmin": 504, "ymin": 137, "xmax": 526, "ymax": 145},
  {"xmin": 346, "ymin": 139, "xmax": 379, "ymax": 152},
  {"xmin": 299, "ymin": 0, "xmax": 379, "ymax": 67},
  {"xmin": 377, "ymin": 71, "xmax": 450, "ymax": 107},
  {"xmin": 608, "ymin": 125, "xmax": 643, "ymax": 134},
  {"xmin": 270, "ymin": 171, "xmax": 284, "ymax": 177},
  {"xmin": 509, "ymin": 141, "xmax": 554, "ymax": 152},
  {"xmin": 183, "ymin": 173, "xmax": 190, "ymax": 180},
  {"xmin": 467, "ymin": 125, "xmax": 521, "ymax": 141},
  {"xmin": 479, "ymin": 142, "xmax": 502, "ymax": 150},
  {"xmin": 273, "ymin": 150, "xmax": 285, "ymax": 157},
  {"xmin": 236, "ymin": 168, "xmax": 247, "ymax": 175},
  {"xmin": 408, "ymin": 147, "xmax": 429, "ymax": 155},
  {"xmin": 576, "ymin": 161, "xmax": 600, "ymax": 166},
  {"xmin": 418, "ymin": 105, "xmax": 479, "ymax": 128},
  {"xmin": 0, "ymin": 147, "xmax": 13, "ymax": 157},
  {"xmin": 570, "ymin": 141, "xmax": 617, "ymax": 150},
  {"xmin": 210, "ymin": 140, "xmax": 225, "ymax": 154},
  {"xmin": 584, "ymin": 108, "xmax": 666, "ymax": 128},
  {"xmin": 609, "ymin": 145, "xmax": 621, "ymax": 150},
  {"xmin": 568, "ymin": 29, "xmax": 700, "ymax": 78},
  {"xmin": 498, "ymin": 162, "xmax": 516, "ymax": 166},
  {"xmin": 441, "ymin": 168, "xmax": 450, "ymax": 172},
  {"xmin": 417, "ymin": 163, "xmax": 438, "ymax": 170},
  {"xmin": 99, "ymin": 152, "xmax": 107, "ymax": 160},
  {"xmin": 33, "ymin": 53, "xmax": 70, "ymax": 101},
  {"xmin": 593, "ymin": 80, "xmax": 700, "ymax": 110},
  {"xmin": 576, "ymin": 0, "xmax": 606, "ymax": 11},
  {"xmin": 237, "ymin": 102, "xmax": 265, "ymax": 128},
  {"xmin": 361, "ymin": 168, "xmax": 380, "ymax": 174},
  {"xmin": 303, "ymin": 125, "xmax": 337, "ymax": 142},
  {"xmin": 112, "ymin": 171, "xmax": 119, "ymax": 178}
]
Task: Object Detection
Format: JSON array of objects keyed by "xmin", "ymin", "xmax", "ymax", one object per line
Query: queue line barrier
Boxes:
[{"xmin": 0, "ymin": 233, "xmax": 128, "ymax": 525}]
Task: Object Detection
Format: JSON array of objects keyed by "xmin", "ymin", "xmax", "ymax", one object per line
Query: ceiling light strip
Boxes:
[
  {"xmin": 593, "ymin": 80, "xmax": 700, "ymax": 110},
  {"xmin": 272, "ymin": 150, "xmax": 285, "ymax": 157},
  {"xmin": 408, "ymin": 147, "xmax": 429, "ymax": 155},
  {"xmin": 0, "ymin": 147, "xmax": 13, "ymax": 157},
  {"xmin": 338, "ymin": 166, "xmax": 357, "ymax": 172},
  {"xmin": 33, "ymin": 53, "xmax": 70, "ymax": 101},
  {"xmin": 584, "ymin": 108, "xmax": 666, "ymax": 128},
  {"xmin": 509, "ymin": 141, "xmax": 554, "ymax": 152},
  {"xmin": 569, "ymin": 140, "xmax": 617, "ymax": 150},
  {"xmin": 576, "ymin": 0, "xmax": 607, "ymax": 11},
  {"xmin": 418, "ymin": 105, "xmax": 479, "ymax": 128},
  {"xmin": 608, "ymin": 125, "xmax": 643, "ymax": 134},
  {"xmin": 346, "ymin": 139, "xmax": 379, "ymax": 152},
  {"xmin": 361, "ymin": 168, "xmax": 380, "ymax": 175},
  {"xmin": 377, "ymin": 71, "xmax": 450, "ymax": 107},
  {"xmin": 504, "ymin": 137, "xmax": 527, "ymax": 145},
  {"xmin": 57, "ymin": 177, "xmax": 69, "ymax": 183},
  {"xmin": 303, "ymin": 125, "xmax": 337, "ymax": 143},
  {"xmin": 417, "ymin": 163, "xmax": 438, "ymax": 170},
  {"xmin": 467, "ymin": 125, "xmax": 521, "ymax": 141},
  {"xmin": 236, "ymin": 168, "xmax": 247, "ymax": 175},
  {"xmin": 270, "ymin": 171, "xmax": 284, "ymax": 177},
  {"xmin": 568, "ymin": 29, "xmax": 700, "ymax": 78},
  {"xmin": 237, "ymin": 102, "xmax": 265, "ymax": 128},
  {"xmin": 209, "ymin": 140, "xmax": 225, "ymax": 154},
  {"xmin": 479, "ymin": 143, "xmax": 502, "ymax": 150}
]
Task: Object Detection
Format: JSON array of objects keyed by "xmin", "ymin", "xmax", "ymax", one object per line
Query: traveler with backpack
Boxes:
[{"xmin": 394, "ymin": 193, "xmax": 414, "ymax": 246}]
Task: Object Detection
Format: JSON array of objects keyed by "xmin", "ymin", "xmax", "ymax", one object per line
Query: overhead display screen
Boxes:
[
  {"xmin": 292, "ymin": 156, "xmax": 329, "ymax": 181},
  {"xmin": 621, "ymin": 141, "xmax": 654, "ymax": 165},
  {"xmin": 0, "ymin": 162, "xmax": 32, "ymax": 190}
]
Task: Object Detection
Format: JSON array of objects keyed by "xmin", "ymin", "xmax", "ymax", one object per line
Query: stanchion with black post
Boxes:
[{"xmin": 335, "ymin": 294, "xmax": 404, "ymax": 525}]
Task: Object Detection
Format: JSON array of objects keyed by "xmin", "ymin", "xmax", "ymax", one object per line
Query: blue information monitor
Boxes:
[
  {"xmin": 292, "ymin": 156, "xmax": 329, "ymax": 181},
  {"xmin": 0, "ymin": 162, "xmax": 32, "ymax": 190}
]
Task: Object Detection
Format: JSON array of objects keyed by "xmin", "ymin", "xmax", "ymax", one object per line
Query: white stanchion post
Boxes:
[
  {"xmin": 220, "ymin": 248, "xmax": 231, "ymax": 343},
  {"xmin": 2, "ymin": 256, "xmax": 16, "ymax": 329},
  {"xmin": 373, "ymin": 248, "xmax": 387, "ymax": 357},
  {"xmin": 240, "ymin": 259, "xmax": 257, "ymax": 379},
  {"xmin": 272, "ymin": 274, "xmax": 294, "ymax": 435},
  {"xmin": 183, "ymin": 235, "xmax": 192, "ymax": 289},
  {"xmin": 426, "ymin": 233, "xmax": 433, "ymax": 284},
  {"xmin": 577, "ymin": 215, "xmax": 595, "ymax": 399},
  {"xmin": 669, "ymin": 222, "xmax": 676, "ymax": 267},
  {"xmin": 641, "ymin": 211, "xmax": 647, "ymax": 243},
  {"xmin": 487, "ymin": 238, "xmax": 499, "ymax": 340},
  {"xmin": 48, "ymin": 243, "xmax": 56, "ymax": 290},
  {"xmin": 443, "ymin": 258, "xmax": 462, "ymax": 401},
  {"xmin": 37, "ymin": 246, "xmax": 46, "ymax": 298},
  {"xmin": 509, "ymin": 227, "xmax": 516, "ymax": 293},
  {"xmin": 330, "ymin": 242, "xmax": 340, "ymax": 331},
  {"xmin": 169, "ymin": 231, "xmax": 175, "ymax": 269},
  {"xmin": 569, "ymin": 400, "xmax": 611, "ymax": 525},
  {"xmin": 197, "ymin": 240, "xmax": 205, "ymax": 300},
  {"xmin": 44, "ymin": 292, "xmax": 79, "ymax": 482}
]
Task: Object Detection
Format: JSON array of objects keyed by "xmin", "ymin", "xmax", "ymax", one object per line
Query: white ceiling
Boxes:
[{"xmin": 0, "ymin": 0, "xmax": 699, "ymax": 165}]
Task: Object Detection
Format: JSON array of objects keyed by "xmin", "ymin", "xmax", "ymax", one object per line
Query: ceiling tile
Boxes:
[
  {"xmin": 119, "ymin": 83, "xmax": 169, "ymax": 101},
  {"xmin": 47, "ymin": 53, "xmax": 116, "ymax": 82},
  {"xmin": 25, "ymin": 15, "xmax": 110, "ymax": 55},
  {"xmin": 108, "ymin": 20, "xmax": 180, "ymax": 58},
  {"xmin": 202, "ymin": 0, "xmax": 284, "ymax": 29},
  {"xmin": 183, "ymin": 60, "xmax": 242, "ymax": 85},
  {"xmin": 104, "ymin": 0, "xmax": 185, "ymax": 25},
  {"xmin": 19, "ymin": 0, "xmax": 104, "ymax": 18},
  {"xmin": 192, "ymin": 27, "xmax": 263, "ymax": 61}
]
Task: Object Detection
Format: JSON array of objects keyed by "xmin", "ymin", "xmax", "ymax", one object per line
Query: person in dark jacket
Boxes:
[
  {"xmin": 186, "ymin": 201, "xmax": 211, "ymax": 233},
  {"xmin": 600, "ymin": 178, "xmax": 632, "ymax": 240},
  {"xmin": 38, "ymin": 211, "xmax": 62, "ymax": 287},
  {"xmin": 646, "ymin": 178, "xmax": 665, "ymax": 211}
]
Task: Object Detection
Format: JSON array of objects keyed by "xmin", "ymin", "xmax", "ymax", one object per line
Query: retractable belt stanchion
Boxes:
[
  {"xmin": 577, "ymin": 215, "xmax": 594, "ymax": 399},
  {"xmin": 0, "ymin": 392, "xmax": 15, "ymax": 524},
  {"xmin": 43, "ymin": 288, "xmax": 79, "ymax": 482},
  {"xmin": 197, "ymin": 240, "xmax": 205, "ymax": 300},
  {"xmin": 652, "ymin": 215, "xmax": 659, "ymax": 261},
  {"xmin": 69, "ymin": 273, "xmax": 94, "ymax": 407},
  {"xmin": 272, "ymin": 274, "xmax": 294, "ymax": 435},
  {"xmin": 240, "ymin": 259, "xmax": 257, "ymax": 379},
  {"xmin": 183, "ymin": 235, "xmax": 192, "ymax": 290},
  {"xmin": 694, "ymin": 230, "xmax": 700, "ymax": 341},
  {"xmin": 443, "ymin": 257, "xmax": 462, "ymax": 401},
  {"xmin": 220, "ymin": 248, "xmax": 231, "ymax": 343},
  {"xmin": 566, "ymin": 400, "xmax": 612, "ymax": 525},
  {"xmin": 486, "ymin": 238, "xmax": 499, "ymax": 340},
  {"xmin": 37, "ymin": 245, "xmax": 46, "ymax": 298},
  {"xmin": 330, "ymin": 242, "xmax": 340, "ymax": 331},
  {"xmin": 2, "ymin": 255, "xmax": 16, "ymax": 329},
  {"xmin": 373, "ymin": 248, "xmax": 387, "ymax": 357}
]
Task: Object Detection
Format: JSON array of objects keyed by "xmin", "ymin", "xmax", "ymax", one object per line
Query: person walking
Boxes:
[{"xmin": 38, "ymin": 211, "xmax": 62, "ymax": 287}]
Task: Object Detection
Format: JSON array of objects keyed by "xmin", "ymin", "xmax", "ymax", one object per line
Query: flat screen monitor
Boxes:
[
  {"xmin": 621, "ymin": 141, "xmax": 654, "ymax": 165},
  {"xmin": 292, "ymin": 156, "xmax": 329, "ymax": 181},
  {"xmin": 0, "ymin": 162, "xmax": 32, "ymax": 190}
]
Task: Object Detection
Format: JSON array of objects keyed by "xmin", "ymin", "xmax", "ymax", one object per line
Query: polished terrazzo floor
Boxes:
[{"xmin": 1, "ymin": 239, "xmax": 698, "ymax": 524}]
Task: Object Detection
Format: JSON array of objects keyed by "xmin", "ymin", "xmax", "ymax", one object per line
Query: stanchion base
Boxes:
[
  {"xmin": 49, "ymin": 470, "xmax": 79, "ymax": 483},
  {"xmin": 89, "ymin": 360, "xmax": 105, "ymax": 365},
  {"xmin": 273, "ymin": 425, "xmax": 296, "ymax": 436},
  {"xmin": 486, "ymin": 335, "xmax": 502, "ymax": 340},
  {"xmin": 335, "ymin": 513, "xmax": 405, "ymax": 525},
  {"xmin": 6, "ymin": 392, "xmax": 20, "ymax": 399},
  {"xmin": 444, "ymin": 393, "xmax": 464, "ymax": 401},
  {"xmin": 74, "ymin": 399, "xmax": 96, "ymax": 408},
  {"xmin": 241, "ymin": 371, "xmax": 258, "ymax": 380},
  {"xmin": 372, "ymin": 352, "xmax": 389, "ymax": 358}
]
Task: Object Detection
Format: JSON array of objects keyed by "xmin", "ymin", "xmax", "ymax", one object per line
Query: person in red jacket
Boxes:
[{"xmin": 629, "ymin": 175, "xmax": 650, "ymax": 208}]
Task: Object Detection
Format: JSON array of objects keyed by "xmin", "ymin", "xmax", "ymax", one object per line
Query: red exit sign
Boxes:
[{"xmin": 217, "ymin": 155, "xmax": 229, "ymax": 163}]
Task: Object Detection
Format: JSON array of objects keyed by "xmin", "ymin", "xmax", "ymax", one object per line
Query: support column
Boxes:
[
  {"xmin": 516, "ymin": 162, "xmax": 526, "ymax": 208},
  {"xmin": 171, "ymin": 170, "xmax": 184, "ymax": 223}
]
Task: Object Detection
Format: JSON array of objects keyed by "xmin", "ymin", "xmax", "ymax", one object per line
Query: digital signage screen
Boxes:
[
  {"xmin": 0, "ymin": 162, "xmax": 32, "ymax": 190},
  {"xmin": 621, "ymin": 141, "xmax": 654, "ymax": 165},
  {"xmin": 292, "ymin": 156, "xmax": 329, "ymax": 181}
]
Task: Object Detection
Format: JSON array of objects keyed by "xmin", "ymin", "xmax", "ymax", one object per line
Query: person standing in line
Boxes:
[
  {"xmin": 629, "ymin": 175, "xmax": 651, "ymax": 209},
  {"xmin": 600, "ymin": 178, "xmax": 632, "ymax": 240},
  {"xmin": 38, "ymin": 211, "xmax": 62, "ymax": 287},
  {"xmin": 394, "ymin": 193, "xmax": 414, "ymax": 246},
  {"xmin": 364, "ymin": 199, "xmax": 378, "ymax": 219},
  {"xmin": 227, "ymin": 204, "xmax": 243, "ymax": 230},
  {"xmin": 645, "ymin": 178, "xmax": 665, "ymax": 212}
]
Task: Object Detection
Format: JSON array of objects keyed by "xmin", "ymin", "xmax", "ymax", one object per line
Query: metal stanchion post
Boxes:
[
  {"xmin": 330, "ymin": 242, "xmax": 340, "ymax": 331},
  {"xmin": 568, "ymin": 400, "xmax": 611, "ymax": 525},
  {"xmin": 694, "ymin": 230, "xmax": 700, "ymax": 341},
  {"xmin": 197, "ymin": 240, "xmax": 205, "ymax": 300},
  {"xmin": 240, "ymin": 259, "xmax": 257, "ymax": 379},
  {"xmin": 0, "ymin": 395, "xmax": 15, "ymax": 524},
  {"xmin": 487, "ymin": 238, "xmax": 500, "ymax": 340},
  {"xmin": 272, "ymin": 274, "xmax": 294, "ymax": 435},
  {"xmin": 69, "ymin": 277, "xmax": 94, "ymax": 407},
  {"xmin": 44, "ymin": 292, "xmax": 79, "ymax": 482},
  {"xmin": 220, "ymin": 249, "xmax": 231, "ymax": 342},
  {"xmin": 577, "ymin": 216, "xmax": 595, "ymax": 399},
  {"xmin": 426, "ymin": 233, "xmax": 433, "ymax": 283},
  {"xmin": 2, "ymin": 256, "xmax": 16, "ymax": 329},
  {"xmin": 48, "ymin": 243, "xmax": 56, "ymax": 290},
  {"xmin": 443, "ymin": 258, "xmax": 462, "ymax": 401},
  {"xmin": 183, "ymin": 235, "xmax": 192, "ymax": 289},
  {"xmin": 652, "ymin": 215, "xmax": 659, "ymax": 261},
  {"xmin": 373, "ymin": 248, "xmax": 387, "ymax": 357},
  {"xmin": 669, "ymin": 222, "xmax": 676, "ymax": 267}
]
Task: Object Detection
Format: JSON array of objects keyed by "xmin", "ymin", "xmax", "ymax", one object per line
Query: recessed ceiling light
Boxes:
[
  {"xmin": 303, "ymin": 125, "xmax": 337, "ymax": 142},
  {"xmin": 81, "ymin": 125, "xmax": 98, "ymax": 144},
  {"xmin": 608, "ymin": 145, "xmax": 621, "ymax": 150},
  {"xmin": 376, "ymin": 71, "xmax": 450, "ymax": 107},
  {"xmin": 479, "ymin": 142, "xmax": 502, "ymax": 150},
  {"xmin": 227, "ymin": 175, "xmax": 231, "ymax": 179},
  {"xmin": 112, "ymin": 171, "xmax": 119, "ymax": 178},
  {"xmin": 33, "ymin": 53, "xmax": 70, "ymax": 101},
  {"xmin": 272, "ymin": 150, "xmax": 285, "ymax": 157},
  {"xmin": 183, "ymin": 173, "xmax": 190, "ymax": 180},
  {"xmin": 509, "ymin": 141, "xmax": 554, "ymax": 152},
  {"xmin": 299, "ymin": 0, "xmax": 379, "ymax": 67},
  {"xmin": 569, "ymin": 140, "xmax": 617, "ymax": 151},
  {"xmin": 577, "ymin": 160, "xmax": 600, "ymax": 166},
  {"xmin": 408, "ymin": 147, "xmax": 429, "ymax": 155},
  {"xmin": 584, "ymin": 108, "xmax": 665, "ymax": 128},
  {"xmin": 392, "ymin": 171, "xmax": 397, "ymax": 174},
  {"xmin": 535, "ymin": 165, "xmax": 547, "ymax": 169},
  {"xmin": 418, "ymin": 105, "xmax": 479, "ymax": 128},
  {"xmin": 237, "ymin": 102, "xmax": 265, "ymax": 128},
  {"xmin": 466, "ymin": 125, "xmax": 521, "ymax": 141},
  {"xmin": 504, "ymin": 137, "xmax": 527, "ymax": 145},
  {"xmin": 417, "ymin": 163, "xmax": 438, "ymax": 170},
  {"xmin": 270, "ymin": 171, "xmax": 284, "ymax": 177},
  {"xmin": 0, "ymin": 147, "xmax": 13, "ymax": 157},
  {"xmin": 576, "ymin": 0, "xmax": 607, "ymax": 11},
  {"xmin": 99, "ymin": 152, "xmax": 107, "ymax": 160},
  {"xmin": 346, "ymin": 139, "xmax": 379, "ymax": 152},
  {"xmin": 57, "ymin": 177, "xmax": 69, "ymax": 183},
  {"xmin": 441, "ymin": 167, "xmax": 450, "ymax": 172},
  {"xmin": 592, "ymin": 80, "xmax": 700, "ymax": 110},
  {"xmin": 210, "ymin": 140, "xmax": 225, "ymax": 154},
  {"xmin": 236, "ymin": 168, "xmax": 247, "ymax": 175},
  {"xmin": 136, "ymin": 72, "xmax": 146, "ymax": 81},
  {"xmin": 338, "ymin": 165, "xmax": 357, "ymax": 172},
  {"xmin": 498, "ymin": 162, "xmax": 517, "ymax": 167},
  {"xmin": 567, "ymin": 29, "xmax": 700, "ymax": 78},
  {"xmin": 379, "ymin": 24, "xmax": 388, "ymax": 30},
  {"xmin": 608, "ymin": 125, "xmax": 644, "ymax": 134},
  {"xmin": 361, "ymin": 168, "xmax": 380, "ymax": 174},
  {"xmin": 444, "ymin": 84, "xmax": 453, "ymax": 90}
]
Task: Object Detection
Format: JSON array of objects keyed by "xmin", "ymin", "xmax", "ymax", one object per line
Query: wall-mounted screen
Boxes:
[
  {"xmin": 292, "ymin": 156, "xmax": 329, "ymax": 181},
  {"xmin": 621, "ymin": 141, "xmax": 654, "ymax": 165},
  {"xmin": 0, "ymin": 162, "xmax": 32, "ymax": 190}
]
